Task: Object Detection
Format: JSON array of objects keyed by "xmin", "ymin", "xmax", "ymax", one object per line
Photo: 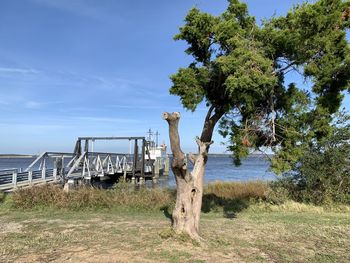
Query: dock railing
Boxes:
[
  {"xmin": 0, "ymin": 145, "xmax": 160, "ymax": 191},
  {"xmin": 0, "ymin": 152, "xmax": 74, "ymax": 191}
]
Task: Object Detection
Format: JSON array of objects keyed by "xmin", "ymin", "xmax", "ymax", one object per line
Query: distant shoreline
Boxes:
[
  {"xmin": 0, "ymin": 154, "xmax": 35, "ymax": 158},
  {"xmin": 0, "ymin": 153, "xmax": 273, "ymax": 158}
]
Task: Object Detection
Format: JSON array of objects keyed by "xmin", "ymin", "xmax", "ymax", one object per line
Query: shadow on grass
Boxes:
[
  {"xmin": 161, "ymin": 205, "xmax": 173, "ymax": 223},
  {"xmin": 0, "ymin": 193, "xmax": 6, "ymax": 204},
  {"xmin": 202, "ymin": 194, "xmax": 250, "ymax": 219},
  {"xmin": 160, "ymin": 194, "xmax": 250, "ymax": 221}
]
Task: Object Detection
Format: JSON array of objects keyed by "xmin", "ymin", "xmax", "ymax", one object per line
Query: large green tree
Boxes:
[{"xmin": 163, "ymin": 0, "xmax": 350, "ymax": 239}]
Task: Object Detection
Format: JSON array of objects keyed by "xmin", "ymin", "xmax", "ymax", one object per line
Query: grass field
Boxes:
[{"xmin": 1, "ymin": 203, "xmax": 349, "ymax": 263}]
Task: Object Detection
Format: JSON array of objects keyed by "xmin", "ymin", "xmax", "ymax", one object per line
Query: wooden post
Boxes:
[
  {"xmin": 152, "ymin": 158, "xmax": 159, "ymax": 183},
  {"xmin": 53, "ymin": 168, "xmax": 58, "ymax": 181},
  {"xmin": 141, "ymin": 139, "xmax": 145, "ymax": 179},
  {"xmin": 84, "ymin": 139, "xmax": 89, "ymax": 159},
  {"xmin": 154, "ymin": 158, "xmax": 160, "ymax": 177},
  {"xmin": 61, "ymin": 157, "xmax": 66, "ymax": 185},
  {"xmin": 42, "ymin": 166, "xmax": 46, "ymax": 180},
  {"xmin": 53, "ymin": 157, "xmax": 60, "ymax": 182},
  {"xmin": 41, "ymin": 157, "xmax": 46, "ymax": 181},
  {"xmin": 132, "ymin": 139, "xmax": 138, "ymax": 183},
  {"xmin": 12, "ymin": 170, "xmax": 17, "ymax": 188},
  {"xmin": 28, "ymin": 170, "xmax": 33, "ymax": 185},
  {"xmin": 123, "ymin": 156, "xmax": 127, "ymax": 182},
  {"xmin": 61, "ymin": 156, "xmax": 65, "ymax": 175},
  {"xmin": 164, "ymin": 156, "xmax": 170, "ymax": 176}
]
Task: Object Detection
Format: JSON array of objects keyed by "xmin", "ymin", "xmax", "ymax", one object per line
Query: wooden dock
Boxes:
[{"xmin": 0, "ymin": 136, "xmax": 169, "ymax": 192}]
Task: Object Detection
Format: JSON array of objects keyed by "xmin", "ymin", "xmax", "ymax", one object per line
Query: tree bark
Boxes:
[{"xmin": 163, "ymin": 108, "xmax": 223, "ymax": 240}]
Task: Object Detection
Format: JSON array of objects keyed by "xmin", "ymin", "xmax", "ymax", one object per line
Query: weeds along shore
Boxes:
[{"xmin": 1, "ymin": 181, "xmax": 349, "ymax": 213}]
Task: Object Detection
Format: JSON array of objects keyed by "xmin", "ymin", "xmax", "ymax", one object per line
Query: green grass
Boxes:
[{"xmin": 1, "ymin": 182, "xmax": 349, "ymax": 262}]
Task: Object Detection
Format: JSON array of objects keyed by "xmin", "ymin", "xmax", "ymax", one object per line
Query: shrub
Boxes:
[
  {"xmin": 264, "ymin": 184, "xmax": 290, "ymax": 205},
  {"xmin": 275, "ymin": 115, "xmax": 350, "ymax": 205}
]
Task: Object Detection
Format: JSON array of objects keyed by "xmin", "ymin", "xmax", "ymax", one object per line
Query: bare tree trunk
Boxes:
[{"xmin": 163, "ymin": 107, "xmax": 223, "ymax": 240}]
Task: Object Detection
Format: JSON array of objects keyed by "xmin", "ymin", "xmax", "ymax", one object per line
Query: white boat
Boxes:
[{"xmin": 145, "ymin": 129, "xmax": 169, "ymax": 175}]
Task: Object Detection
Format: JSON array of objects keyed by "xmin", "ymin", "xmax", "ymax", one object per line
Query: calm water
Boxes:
[
  {"xmin": 0, "ymin": 155, "xmax": 276, "ymax": 186},
  {"xmin": 162, "ymin": 155, "xmax": 276, "ymax": 187}
]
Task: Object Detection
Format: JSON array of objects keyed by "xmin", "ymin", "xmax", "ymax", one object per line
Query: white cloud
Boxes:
[
  {"xmin": 22, "ymin": 100, "xmax": 64, "ymax": 110},
  {"xmin": 0, "ymin": 67, "xmax": 40, "ymax": 74}
]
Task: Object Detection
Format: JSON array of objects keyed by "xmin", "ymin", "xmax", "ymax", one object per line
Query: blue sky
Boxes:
[{"xmin": 0, "ymin": 0, "xmax": 348, "ymax": 154}]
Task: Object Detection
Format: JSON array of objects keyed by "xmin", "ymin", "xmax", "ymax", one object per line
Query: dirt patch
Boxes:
[
  {"xmin": 0, "ymin": 222, "xmax": 22, "ymax": 234},
  {"xmin": 13, "ymin": 245, "xmax": 153, "ymax": 263}
]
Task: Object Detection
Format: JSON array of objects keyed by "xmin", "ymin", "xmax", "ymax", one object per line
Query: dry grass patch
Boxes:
[
  {"xmin": 202, "ymin": 181, "xmax": 268, "ymax": 217},
  {"xmin": 11, "ymin": 183, "xmax": 175, "ymax": 211},
  {"xmin": 204, "ymin": 181, "xmax": 268, "ymax": 200}
]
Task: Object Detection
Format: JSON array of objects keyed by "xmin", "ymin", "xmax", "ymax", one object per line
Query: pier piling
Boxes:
[{"xmin": 164, "ymin": 157, "xmax": 169, "ymax": 176}]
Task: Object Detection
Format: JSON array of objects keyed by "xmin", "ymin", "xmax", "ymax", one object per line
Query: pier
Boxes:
[{"xmin": 0, "ymin": 136, "xmax": 169, "ymax": 192}]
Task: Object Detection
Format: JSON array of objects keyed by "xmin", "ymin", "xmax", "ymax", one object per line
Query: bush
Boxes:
[
  {"xmin": 274, "ymin": 117, "xmax": 350, "ymax": 205},
  {"xmin": 264, "ymin": 185, "xmax": 290, "ymax": 205}
]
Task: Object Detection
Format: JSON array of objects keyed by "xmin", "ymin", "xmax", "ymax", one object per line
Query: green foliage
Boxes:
[
  {"xmin": 172, "ymin": 0, "xmax": 350, "ymax": 172},
  {"xmin": 170, "ymin": 67, "xmax": 207, "ymax": 111},
  {"xmin": 264, "ymin": 185, "xmax": 290, "ymax": 205},
  {"xmin": 272, "ymin": 113, "xmax": 350, "ymax": 205},
  {"xmin": 261, "ymin": 0, "xmax": 350, "ymax": 113},
  {"xmin": 171, "ymin": 0, "xmax": 276, "ymax": 114}
]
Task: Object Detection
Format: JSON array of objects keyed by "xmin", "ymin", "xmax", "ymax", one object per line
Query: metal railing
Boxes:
[
  {"xmin": 0, "ymin": 152, "xmax": 73, "ymax": 191},
  {"xmin": 0, "ymin": 168, "xmax": 57, "ymax": 191},
  {"xmin": 66, "ymin": 152, "xmax": 133, "ymax": 179},
  {"xmin": 0, "ymin": 149, "xmax": 156, "ymax": 191}
]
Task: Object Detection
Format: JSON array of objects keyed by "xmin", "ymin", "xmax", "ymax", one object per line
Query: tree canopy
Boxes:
[{"xmin": 170, "ymin": 0, "xmax": 350, "ymax": 172}]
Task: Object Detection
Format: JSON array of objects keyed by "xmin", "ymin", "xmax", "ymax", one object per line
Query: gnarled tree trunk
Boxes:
[{"xmin": 163, "ymin": 107, "xmax": 223, "ymax": 240}]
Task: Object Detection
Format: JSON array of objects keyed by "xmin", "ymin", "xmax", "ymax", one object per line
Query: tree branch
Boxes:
[
  {"xmin": 188, "ymin": 153, "xmax": 198, "ymax": 165},
  {"xmin": 205, "ymin": 105, "xmax": 215, "ymax": 121},
  {"xmin": 274, "ymin": 61, "xmax": 296, "ymax": 74},
  {"xmin": 200, "ymin": 107, "xmax": 225, "ymax": 143},
  {"xmin": 163, "ymin": 112, "xmax": 186, "ymax": 169}
]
